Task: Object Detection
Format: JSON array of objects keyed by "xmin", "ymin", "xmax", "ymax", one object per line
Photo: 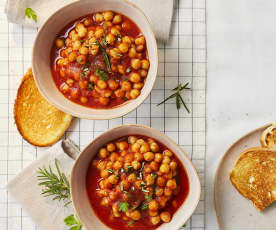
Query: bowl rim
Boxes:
[
  {"xmin": 70, "ymin": 124, "xmax": 201, "ymax": 230},
  {"xmin": 32, "ymin": 0, "xmax": 158, "ymax": 120}
]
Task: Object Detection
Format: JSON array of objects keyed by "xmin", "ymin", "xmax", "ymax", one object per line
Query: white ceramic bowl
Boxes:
[
  {"xmin": 71, "ymin": 124, "xmax": 201, "ymax": 230},
  {"xmin": 32, "ymin": 0, "xmax": 158, "ymax": 119}
]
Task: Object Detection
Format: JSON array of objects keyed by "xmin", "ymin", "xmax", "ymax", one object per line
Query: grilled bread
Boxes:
[
  {"xmin": 14, "ymin": 69, "xmax": 72, "ymax": 146},
  {"xmin": 230, "ymin": 147, "xmax": 276, "ymax": 211},
  {"xmin": 261, "ymin": 122, "xmax": 276, "ymax": 149}
]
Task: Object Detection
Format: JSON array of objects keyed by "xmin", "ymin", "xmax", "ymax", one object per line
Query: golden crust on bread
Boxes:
[
  {"xmin": 230, "ymin": 147, "xmax": 276, "ymax": 211},
  {"xmin": 261, "ymin": 123, "xmax": 276, "ymax": 149},
  {"xmin": 14, "ymin": 68, "xmax": 72, "ymax": 147}
]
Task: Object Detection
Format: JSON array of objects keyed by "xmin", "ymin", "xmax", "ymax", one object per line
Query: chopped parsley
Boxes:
[
  {"xmin": 127, "ymin": 165, "xmax": 134, "ymax": 173},
  {"xmin": 128, "ymin": 220, "xmax": 134, "ymax": 226},
  {"xmin": 145, "ymin": 195, "xmax": 152, "ymax": 202},
  {"xmin": 126, "ymin": 67, "xmax": 131, "ymax": 73},
  {"xmin": 88, "ymin": 83, "xmax": 94, "ymax": 90},
  {"xmin": 101, "ymin": 38, "xmax": 108, "ymax": 46},
  {"xmin": 151, "ymin": 173, "xmax": 157, "ymax": 179},
  {"xmin": 118, "ymin": 202, "xmax": 129, "ymax": 212},
  {"xmin": 95, "ymin": 68, "xmax": 108, "ymax": 81},
  {"xmin": 107, "ymin": 169, "xmax": 114, "ymax": 174},
  {"xmin": 81, "ymin": 67, "xmax": 90, "ymax": 78},
  {"xmin": 77, "ymin": 57, "xmax": 83, "ymax": 63},
  {"xmin": 141, "ymin": 203, "xmax": 148, "ymax": 211},
  {"xmin": 116, "ymin": 174, "xmax": 120, "ymax": 180}
]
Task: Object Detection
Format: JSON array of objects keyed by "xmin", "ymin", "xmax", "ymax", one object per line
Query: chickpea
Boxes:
[
  {"xmin": 140, "ymin": 69, "xmax": 148, "ymax": 78},
  {"xmin": 149, "ymin": 210, "xmax": 158, "ymax": 217},
  {"xmin": 164, "ymin": 187, "xmax": 172, "ymax": 196},
  {"xmin": 112, "ymin": 205, "xmax": 121, "ymax": 217},
  {"xmin": 127, "ymin": 173, "xmax": 136, "ymax": 183},
  {"xmin": 160, "ymin": 211, "xmax": 171, "ymax": 223},
  {"xmin": 95, "ymin": 13, "xmax": 104, "ymax": 22},
  {"xmin": 111, "ymin": 64, "xmax": 118, "ymax": 72},
  {"xmin": 163, "ymin": 156, "xmax": 171, "ymax": 164},
  {"xmin": 60, "ymin": 83, "xmax": 69, "ymax": 93},
  {"xmin": 155, "ymin": 187, "xmax": 164, "ymax": 197},
  {"xmin": 164, "ymin": 150, "xmax": 173, "ymax": 157},
  {"xmin": 89, "ymin": 74, "xmax": 98, "ymax": 83},
  {"xmin": 170, "ymin": 161, "xmax": 177, "ymax": 171},
  {"xmin": 136, "ymin": 139, "xmax": 145, "ymax": 145},
  {"xmin": 101, "ymin": 197, "xmax": 110, "ymax": 207},
  {"xmin": 87, "ymin": 30, "xmax": 95, "ymax": 38},
  {"xmin": 80, "ymin": 96, "xmax": 88, "ymax": 103},
  {"xmin": 107, "ymin": 143, "xmax": 116, "ymax": 152},
  {"xmin": 130, "ymin": 89, "xmax": 140, "ymax": 99},
  {"xmin": 120, "ymin": 180, "xmax": 130, "ymax": 190},
  {"xmin": 78, "ymin": 27, "xmax": 87, "ymax": 38},
  {"xmin": 117, "ymin": 65, "xmax": 125, "ymax": 75},
  {"xmin": 144, "ymin": 165, "xmax": 152, "ymax": 173},
  {"xmin": 150, "ymin": 161, "xmax": 159, "ymax": 171},
  {"xmin": 95, "ymin": 28, "xmax": 105, "ymax": 38},
  {"xmin": 151, "ymin": 216, "xmax": 161, "ymax": 225},
  {"xmin": 150, "ymin": 142, "xmax": 159, "ymax": 153},
  {"xmin": 131, "ymin": 59, "xmax": 141, "ymax": 70},
  {"xmin": 130, "ymin": 210, "xmax": 141, "ymax": 221},
  {"xmin": 128, "ymin": 136, "xmax": 137, "ymax": 144},
  {"xmin": 56, "ymin": 38, "xmax": 64, "ymax": 48},
  {"xmin": 103, "ymin": 11, "xmax": 114, "ymax": 21},
  {"xmin": 98, "ymin": 148, "xmax": 109, "ymax": 159},
  {"xmin": 76, "ymin": 55, "xmax": 86, "ymax": 64},
  {"xmin": 133, "ymin": 82, "xmax": 144, "ymax": 89},
  {"xmin": 97, "ymin": 160, "xmax": 106, "ymax": 170},
  {"xmin": 100, "ymin": 169, "xmax": 109, "ymax": 178},
  {"xmin": 135, "ymin": 36, "xmax": 145, "ymax": 45},
  {"xmin": 73, "ymin": 40, "xmax": 81, "ymax": 50},
  {"xmin": 67, "ymin": 52, "xmax": 76, "ymax": 62},
  {"xmin": 97, "ymin": 80, "xmax": 107, "ymax": 89},
  {"xmin": 90, "ymin": 46, "xmax": 99, "ymax": 56},
  {"xmin": 154, "ymin": 153, "xmax": 163, "ymax": 163},
  {"xmin": 141, "ymin": 59, "xmax": 150, "ymax": 70},
  {"xmin": 149, "ymin": 200, "xmax": 159, "ymax": 211},
  {"xmin": 146, "ymin": 174, "xmax": 155, "ymax": 186},
  {"xmin": 128, "ymin": 47, "xmax": 137, "ymax": 58},
  {"xmin": 109, "ymin": 191, "xmax": 118, "ymax": 201},
  {"xmin": 66, "ymin": 79, "xmax": 74, "ymax": 87},
  {"xmin": 158, "ymin": 196, "xmax": 168, "ymax": 208},
  {"xmin": 107, "ymin": 79, "xmax": 119, "ymax": 90},
  {"xmin": 96, "ymin": 189, "xmax": 107, "ymax": 197},
  {"xmin": 134, "ymin": 152, "xmax": 143, "ymax": 161},
  {"xmin": 117, "ymin": 141, "xmax": 128, "ymax": 150},
  {"xmin": 131, "ymin": 160, "xmax": 141, "ymax": 170},
  {"xmin": 113, "ymin": 14, "xmax": 122, "ymax": 24},
  {"xmin": 111, "ymin": 27, "xmax": 120, "ymax": 36},
  {"xmin": 129, "ymin": 72, "xmax": 141, "ymax": 83},
  {"xmin": 144, "ymin": 152, "xmax": 155, "ymax": 161},
  {"xmin": 131, "ymin": 143, "xmax": 140, "ymax": 152},
  {"xmin": 118, "ymin": 43, "xmax": 129, "ymax": 53},
  {"xmin": 121, "ymin": 81, "xmax": 131, "ymax": 91},
  {"xmin": 99, "ymin": 179, "xmax": 106, "ymax": 189},
  {"xmin": 106, "ymin": 33, "xmax": 116, "ymax": 45},
  {"xmin": 70, "ymin": 88, "xmax": 80, "ymax": 99},
  {"xmin": 125, "ymin": 153, "xmax": 134, "ymax": 163},
  {"xmin": 110, "ymin": 152, "xmax": 119, "ymax": 162},
  {"xmin": 167, "ymin": 179, "xmax": 177, "ymax": 190},
  {"xmin": 157, "ymin": 176, "xmax": 166, "ymax": 187},
  {"xmin": 108, "ymin": 174, "xmax": 118, "ymax": 184},
  {"xmin": 124, "ymin": 162, "xmax": 131, "ymax": 170},
  {"xmin": 122, "ymin": 36, "xmax": 132, "ymax": 44},
  {"xmin": 139, "ymin": 143, "xmax": 150, "ymax": 154},
  {"xmin": 79, "ymin": 46, "xmax": 89, "ymax": 55},
  {"xmin": 114, "ymin": 89, "xmax": 124, "ymax": 98},
  {"xmin": 160, "ymin": 163, "xmax": 170, "ymax": 174},
  {"xmin": 99, "ymin": 97, "xmax": 109, "ymax": 105},
  {"xmin": 79, "ymin": 80, "xmax": 88, "ymax": 89},
  {"xmin": 113, "ymin": 161, "xmax": 123, "ymax": 170},
  {"xmin": 84, "ymin": 18, "xmax": 92, "ymax": 26}
]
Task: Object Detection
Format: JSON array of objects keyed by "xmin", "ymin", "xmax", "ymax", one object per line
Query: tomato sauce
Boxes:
[{"xmin": 86, "ymin": 135, "xmax": 189, "ymax": 230}]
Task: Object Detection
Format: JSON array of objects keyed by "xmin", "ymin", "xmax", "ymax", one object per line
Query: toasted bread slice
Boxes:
[
  {"xmin": 230, "ymin": 147, "xmax": 276, "ymax": 211},
  {"xmin": 14, "ymin": 69, "xmax": 72, "ymax": 147},
  {"xmin": 261, "ymin": 122, "xmax": 276, "ymax": 149}
]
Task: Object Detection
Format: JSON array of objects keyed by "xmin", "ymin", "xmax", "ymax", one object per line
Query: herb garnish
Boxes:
[
  {"xmin": 95, "ymin": 68, "xmax": 108, "ymax": 81},
  {"xmin": 64, "ymin": 214, "xmax": 82, "ymax": 230},
  {"xmin": 101, "ymin": 38, "xmax": 108, "ymax": 46},
  {"xmin": 37, "ymin": 159, "xmax": 71, "ymax": 206},
  {"xmin": 151, "ymin": 173, "xmax": 157, "ymax": 179},
  {"xmin": 137, "ymin": 162, "xmax": 145, "ymax": 180},
  {"xmin": 81, "ymin": 67, "xmax": 90, "ymax": 78},
  {"xmin": 118, "ymin": 202, "xmax": 129, "ymax": 212},
  {"xmin": 125, "ymin": 67, "xmax": 131, "ymax": 73},
  {"xmin": 128, "ymin": 220, "xmax": 135, "ymax": 226},
  {"xmin": 96, "ymin": 41, "xmax": 111, "ymax": 73},
  {"xmin": 122, "ymin": 96, "xmax": 128, "ymax": 101},
  {"xmin": 145, "ymin": 195, "xmax": 152, "ymax": 202},
  {"xmin": 77, "ymin": 57, "xmax": 83, "ymax": 63},
  {"xmin": 108, "ymin": 169, "xmax": 114, "ymax": 174},
  {"xmin": 127, "ymin": 165, "xmax": 134, "ymax": 173},
  {"xmin": 120, "ymin": 168, "xmax": 126, "ymax": 173},
  {"xmin": 157, "ymin": 83, "xmax": 190, "ymax": 112},
  {"xmin": 116, "ymin": 174, "xmax": 120, "ymax": 179},
  {"xmin": 25, "ymin": 8, "xmax": 37, "ymax": 22},
  {"xmin": 88, "ymin": 82, "xmax": 94, "ymax": 90},
  {"xmin": 141, "ymin": 203, "xmax": 148, "ymax": 211}
]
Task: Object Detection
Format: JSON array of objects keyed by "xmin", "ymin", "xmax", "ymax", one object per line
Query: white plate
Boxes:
[{"xmin": 214, "ymin": 124, "xmax": 276, "ymax": 230}]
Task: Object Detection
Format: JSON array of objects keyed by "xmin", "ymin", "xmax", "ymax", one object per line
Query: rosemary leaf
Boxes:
[{"xmin": 96, "ymin": 40, "xmax": 111, "ymax": 73}]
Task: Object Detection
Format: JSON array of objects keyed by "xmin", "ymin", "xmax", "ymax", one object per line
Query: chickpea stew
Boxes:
[
  {"xmin": 51, "ymin": 11, "xmax": 150, "ymax": 109},
  {"xmin": 86, "ymin": 135, "xmax": 189, "ymax": 229}
]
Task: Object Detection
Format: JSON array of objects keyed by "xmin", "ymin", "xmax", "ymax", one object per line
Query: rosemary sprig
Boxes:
[
  {"xmin": 96, "ymin": 40, "xmax": 111, "ymax": 73},
  {"xmin": 157, "ymin": 83, "xmax": 190, "ymax": 112},
  {"xmin": 37, "ymin": 159, "xmax": 71, "ymax": 206}
]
